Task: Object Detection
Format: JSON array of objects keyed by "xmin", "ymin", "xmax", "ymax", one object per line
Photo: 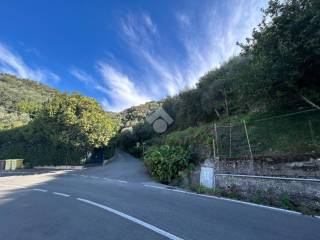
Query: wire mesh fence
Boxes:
[{"xmin": 213, "ymin": 109, "xmax": 320, "ymax": 159}]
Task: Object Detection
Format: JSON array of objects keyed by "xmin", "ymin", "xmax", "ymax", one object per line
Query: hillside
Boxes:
[
  {"xmin": 0, "ymin": 76, "xmax": 118, "ymax": 166},
  {"xmin": 117, "ymin": 0, "xmax": 320, "ymax": 167},
  {"xmin": 118, "ymin": 101, "xmax": 162, "ymax": 131},
  {"xmin": 0, "ymin": 73, "xmax": 57, "ymax": 130}
]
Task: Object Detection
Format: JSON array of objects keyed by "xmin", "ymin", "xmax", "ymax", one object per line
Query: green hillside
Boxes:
[
  {"xmin": 0, "ymin": 73, "xmax": 57, "ymax": 130},
  {"xmin": 118, "ymin": 101, "xmax": 162, "ymax": 131},
  {"xmin": 0, "ymin": 74, "xmax": 117, "ymax": 166}
]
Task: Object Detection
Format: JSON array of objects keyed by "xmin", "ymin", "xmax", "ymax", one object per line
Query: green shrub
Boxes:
[
  {"xmin": 163, "ymin": 125, "xmax": 212, "ymax": 163},
  {"xmin": 144, "ymin": 145, "xmax": 192, "ymax": 183},
  {"xmin": 281, "ymin": 195, "xmax": 296, "ymax": 210}
]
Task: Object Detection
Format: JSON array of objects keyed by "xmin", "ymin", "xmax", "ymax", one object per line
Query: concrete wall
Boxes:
[
  {"xmin": 187, "ymin": 157, "xmax": 320, "ymax": 212},
  {"xmin": 215, "ymin": 174, "xmax": 320, "ymax": 211}
]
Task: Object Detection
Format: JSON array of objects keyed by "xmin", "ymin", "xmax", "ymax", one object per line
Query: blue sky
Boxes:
[{"xmin": 0, "ymin": 0, "xmax": 267, "ymax": 112}]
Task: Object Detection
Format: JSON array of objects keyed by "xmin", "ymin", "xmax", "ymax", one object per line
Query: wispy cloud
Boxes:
[
  {"xmin": 72, "ymin": 1, "xmax": 266, "ymax": 112},
  {"xmin": 178, "ymin": 0, "xmax": 267, "ymax": 86},
  {"xmin": 143, "ymin": 14, "xmax": 157, "ymax": 33},
  {"xmin": 0, "ymin": 43, "xmax": 60, "ymax": 83},
  {"xmin": 69, "ymin": 67, "xmax": 111, "ymax": 98},
  {"xmin": 176, "ymin": 13, "xmax": 190, "ymax": 27},
  {"xmin": 116, "ymin": 1, "xmax": 265, "ymax": 98},
  {"xmin": 98, "ymin": 62, "xmax": 151, "ymax": 112},
  {"xmin": 120, "ymin": 12, "xmax": 185, "ymax": 96},
  {"xmin": 70, "ymin": 67, "xmax": 95, "ymax": 85},
  {"xmin": 69, "ymin": 64, "xmax": 151, "ymax": 111}
]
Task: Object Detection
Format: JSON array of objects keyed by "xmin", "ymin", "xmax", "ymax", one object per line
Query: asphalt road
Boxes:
[{"xmin": 0, "ymin": 151, "xmax": 319, "ymax": 240}]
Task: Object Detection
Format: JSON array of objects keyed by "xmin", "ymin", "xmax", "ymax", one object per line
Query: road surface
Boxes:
[{"xmin": 0, "ymin": 151, "xmax": 319, "ymax": 240}]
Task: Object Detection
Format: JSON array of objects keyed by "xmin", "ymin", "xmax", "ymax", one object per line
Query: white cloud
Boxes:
[
  {"xmin": 70, "ymin": 67, "xmax": 95, "ymax": 85},
  {"xmin": 117, "ymin": 2, "xmax": 265, "ymax": 96},
  {"xmin": 72, "ymin": 2, "xmax": 266, "ymax": 112},
  {"xmin": 0, "ymin": 43, "xmax": 60, "ymax": 83},
  {"xmin": 70, "ymin": 65, "xmax": 149, "ymax": 112},
  {"xmin": 98, "ymin": 62, "xmax": 151, "ymax": 112},
  {"xmin": 143, "ymin": 14, "xmax": 157, "ymax": 33},
  {"xmin": 120, "ymin": 13, "xmax": 185, "ymax": 96},
  {"xmin": 70, "ymin": 67, "xmax": 111, "ymax": 97},
  {"xmin": 178, "ymin": 0, "xmax": 267, "ymax": 87},
  {"xmin": 176, "ymin": 13, "xmax": 190, "ymax": 26}
]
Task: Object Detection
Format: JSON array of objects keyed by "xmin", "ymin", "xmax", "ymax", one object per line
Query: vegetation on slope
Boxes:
[
  {"xmin": 117, "ymin": 0, "xmax": 320, "ymax": 182},
  {"xmin": 118, "ymin": 101, "xmax": 162, "ymax": 130},
  {"xmin": 0, "ymin": 73, "xmax": 57, "ymax": 130},
  {"xmin": 159, "ymin": 0, "xmax": 320, "ymax": 130},
  {"xmin": 0, "ymin": 76, "xmax": 118, "ymax": 166}
]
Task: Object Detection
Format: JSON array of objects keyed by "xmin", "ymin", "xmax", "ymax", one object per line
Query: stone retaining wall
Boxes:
[
  {"xmin": 215, "ymin": 157, "xmax": 320, "ymax": 178},
  {"xmin": 215, "ymin": 174, "xmax": 320, "ymax": 211},
  {"xmin": 186, "ymin": 157, "xmax": 320, "ymax": 213}
]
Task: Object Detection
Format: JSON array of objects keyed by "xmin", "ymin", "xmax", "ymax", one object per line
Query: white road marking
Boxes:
[
  {"xmin": 143, "ymin": 184, "xmax": 306, "ymax": 216},
  {"xmin": 53, "ymin": 192, "xmax": 70, "ymax": 197},
  {"xmin": 117, "ymin": 180, "xmax": 128, "ymax": 183},
  {"xmin": 144, "ymin": 184, "xmax": 166, "ymax": 190},
  {"xmin": 77, "ymin": 198, "xmax": 184, "ymax": 240},
  {"xmin": 90, "ymin": 176, "xmax": 99, "ymax": 179},
  {"xmin": 32, "ymin": 188, "xmax": 48, "ymax": 192}
]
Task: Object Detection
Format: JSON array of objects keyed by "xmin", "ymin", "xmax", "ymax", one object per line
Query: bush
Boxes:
[
  {"xmin": 163, "ymin": 125, "xmax": 213, "ymax": 164},
  {"xmin": 144, "ymin": 145, "xmax": 192, "ymax": 183}
]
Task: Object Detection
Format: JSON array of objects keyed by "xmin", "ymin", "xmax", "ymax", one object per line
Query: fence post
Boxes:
[
  {"xmin": 229, "ymin": 122, "xmax": 232, "ymax": 158},
  {"xmin": 308, "ymin": 119, "xmax": 315, "ymax": 146},
  {"xmin": 214, "ymin": 123, "xmax": 219, "ymax": 157},
  {"xmin": 212, "ymin": 135, "xmax": 216, "ymax": 159},
  {"xmin": 243, "ymin": 120, "xmax": 254, "ymax": 162}
]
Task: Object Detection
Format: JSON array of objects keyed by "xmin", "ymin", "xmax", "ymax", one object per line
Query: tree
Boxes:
[
  {"xmin": 0, "ymin": 93, "xmax": 119, "ymax": 165},
  {"xmin": 40, "ymin": 93, "xmax": 118, "ymax": 153},
  {"xmin": 238, "ymin": 0, "xmax": 320, "ymax": 109}
]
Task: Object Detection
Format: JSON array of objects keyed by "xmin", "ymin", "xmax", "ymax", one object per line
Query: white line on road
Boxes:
[
  {"xmin": 32, "ymin": 188, "xmax": 48, "ymax": 192},
  {"xmin": 53, "ymin": 192, "xmax": 70, "ymax": 197},
  {"xmin": 90, "ymin": 176, "xmax": 99, "ymax": 179},
  {"xmin": 117, "ymin": 180, "xmax": 128, "ymax": 183},
  {"xmin": 143, "ymin": 184, "xmax": 166, "ymax": 190},
  {"xmin": 76, "ymin": 198, "xmax": 184, "ymax": 240}
]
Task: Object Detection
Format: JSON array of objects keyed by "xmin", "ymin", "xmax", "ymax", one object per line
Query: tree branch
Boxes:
[{"xmin": 300, "ymin": 95, "xmax": 320, "ymax": 110}]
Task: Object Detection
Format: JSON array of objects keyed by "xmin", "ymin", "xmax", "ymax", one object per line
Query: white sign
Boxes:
[{"xmin": 200, "ymin": 166, "xmax": 215, "ymax": 189}]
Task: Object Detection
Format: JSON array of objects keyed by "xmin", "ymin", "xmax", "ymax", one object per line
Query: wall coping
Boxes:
[{"xmin": 216, "ymin": 173, "xmax": 320, "ymax": 182}]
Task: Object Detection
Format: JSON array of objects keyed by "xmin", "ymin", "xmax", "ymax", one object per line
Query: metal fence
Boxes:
[{"xmin": 213, "ymin": 109, "xmax": 320, "ymax": 159}]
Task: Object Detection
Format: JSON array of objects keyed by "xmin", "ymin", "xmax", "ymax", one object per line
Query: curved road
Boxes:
[{"xmin": 0, "ymin": 151, "xmax": 319, "ymax": 240}]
